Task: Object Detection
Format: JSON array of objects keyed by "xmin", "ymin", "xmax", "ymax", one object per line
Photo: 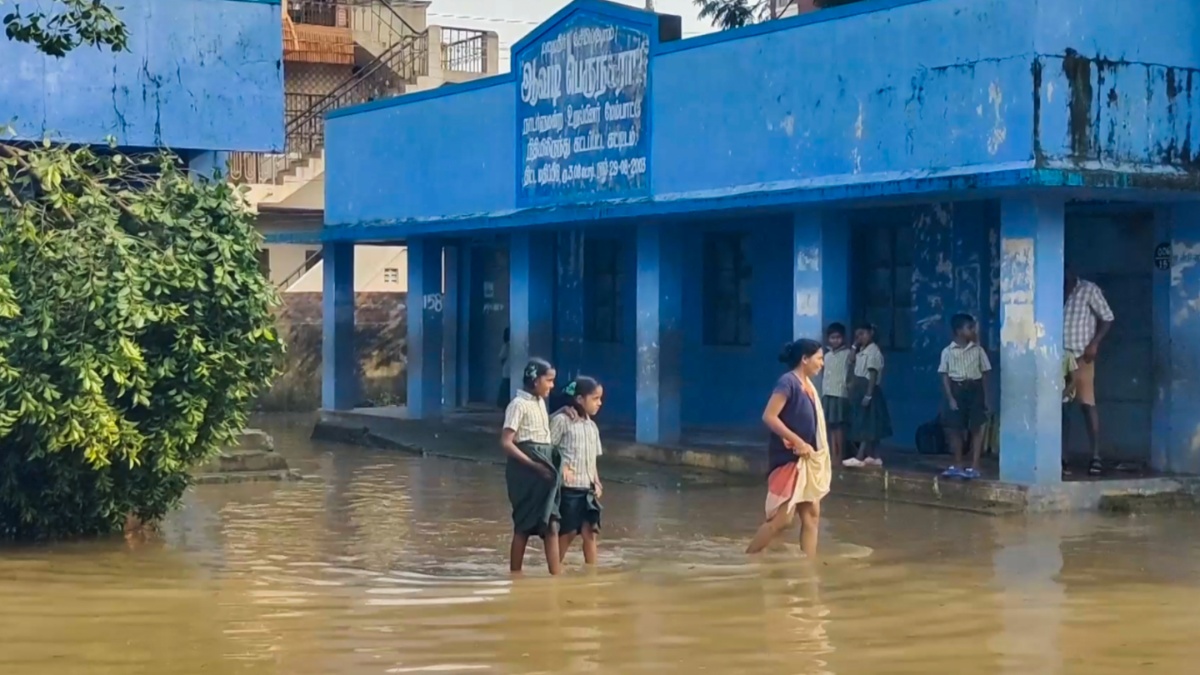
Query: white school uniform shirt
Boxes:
[
  {"xmin": 503, "ymin": 390, "xmax": 552, "ymax": 444},
  {"xmin": 938, "ymin": 341, "xmax": 992, "ymax": 382},
  {"xmin": 551, "ymin": 412, "xmax": 603, "ymax": 489},
  {"xmin": 853, "ymin": 343, "xmax": 885, "ymax": 384},
  {"xmin": 822, "ymin": 346, "xmax": 853, "ymax": 398}
]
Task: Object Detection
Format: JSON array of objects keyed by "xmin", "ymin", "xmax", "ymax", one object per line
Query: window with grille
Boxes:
[{"xmin": 853, "ymin": 223, "xmax": 914, "ymax": 351}]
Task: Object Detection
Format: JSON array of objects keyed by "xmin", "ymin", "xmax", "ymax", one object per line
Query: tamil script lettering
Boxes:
[{"xmin": 516, "ymin": 16, "xmax": 650, "ymax": 206}]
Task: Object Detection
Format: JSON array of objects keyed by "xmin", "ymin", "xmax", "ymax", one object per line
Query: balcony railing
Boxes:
[
  {"xmin": 440, "ymin": 27, "xmax": 488, "ymax": 74},
  {"xmin": 287, "ymin": 0, "xmax": 345, "ymax": 28}
]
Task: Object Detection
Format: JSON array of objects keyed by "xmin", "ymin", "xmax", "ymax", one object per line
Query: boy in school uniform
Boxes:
[{"xmin": 938, "ymin": 313, "xmax": 993, "ymax": 480}]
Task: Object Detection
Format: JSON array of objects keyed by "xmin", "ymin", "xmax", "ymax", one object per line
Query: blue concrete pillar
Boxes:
[
  {"xmin": 998, "ymin": 197, "xmax": 1064, "ymax": 486},
  {"xmin": 407, "ymin": 237, "xmax": 444, "ymax": 419},
  {"xmin": 509, "ymin": 231, "xmax": 555, "ymax": 392},
  {"xmin": 635, "ymin": 222, "xmax": 683, "ymax": 445},
  {"xmin": 443, "ymin": 244, "xmax": 460, "ymax": 411},
  {"xmin": 322, "ymin": 242, "xmax": 357, "ymax": 410},
  {"xmin": 555, "ymin": 229, "xmax": 586, "ymax": 381},
  {"xmin": 792, "ymin": 211, "xmax": 850, "ymax": 340},
  {"xmin": 457, "ymin": 244, "xmax": 475, "ymax": 407},
  {"xmin": 1164, "ymin": 203, "xmax": 1200, "ymax": 474}
]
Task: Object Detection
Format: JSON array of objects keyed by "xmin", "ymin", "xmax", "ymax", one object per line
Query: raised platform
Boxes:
[{"xmin": 313, "ymin": 407, "xmax": 1200, "ymax": 514}]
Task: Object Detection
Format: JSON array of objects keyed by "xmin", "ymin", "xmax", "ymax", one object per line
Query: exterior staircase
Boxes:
[
  {"xmin": 243, "ymin": 0, "xmax": 497, "ymax": 294},
  {"xmin": 230, "ymin": 0, "xmax": 429, "ymax": 190}
]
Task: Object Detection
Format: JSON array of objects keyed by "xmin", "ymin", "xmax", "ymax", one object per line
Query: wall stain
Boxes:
[
  {"xmin": 1032, "ymin": 59, "xmax": 1044, "ymax": 164},
  {"xmin": 1062, "ymin": 48, "xmax": 1094, "ymax": 161}
]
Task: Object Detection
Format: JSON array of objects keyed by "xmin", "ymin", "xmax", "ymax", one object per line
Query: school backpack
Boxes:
[{"xmin": 915, "ymin": 418, "xmax": 948, "ymax": 455}]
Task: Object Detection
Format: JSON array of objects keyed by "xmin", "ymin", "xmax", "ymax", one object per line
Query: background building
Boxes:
[{"xmin": 239, "ymin": 0, "xmax": 501, "ymax": 295}]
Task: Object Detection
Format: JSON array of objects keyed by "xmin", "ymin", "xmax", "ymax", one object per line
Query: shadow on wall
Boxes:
[{"xmin": 256, "ymin": 292, "xmax": 408, "ymax": 411}]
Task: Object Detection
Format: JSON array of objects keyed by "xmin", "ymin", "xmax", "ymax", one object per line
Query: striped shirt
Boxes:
[
  {"xmin": 822, "ymin": 347, "xmax": 853, "ymax": 398},
  {"xmin": 938, "ymin": 341, "xmax": 992, "ymax": 381},
  {"xmin": 551, "ymin": 413, "xmax": 602, "ymax": 489},
  {"xmin": 502, "ymin": 390, "xmax": 552, "ymax": 444},
  {"xmin": 853, "ymin": 343, "xmax": 885, "ymax": 383},
  {"xmin": 1064, "ymin": 279, "xmax": 1114, "ymax": 355}
]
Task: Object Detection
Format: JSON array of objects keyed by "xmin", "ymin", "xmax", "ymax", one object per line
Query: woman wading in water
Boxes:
[{"xmin": 747, "ymin": 339, "xmax": 832, "ymax": 557}]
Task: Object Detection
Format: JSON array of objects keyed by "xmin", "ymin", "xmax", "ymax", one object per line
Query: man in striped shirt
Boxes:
[{"xmin": 1064, "ymin": 266, "xmax": 1115, "ymax": 476}]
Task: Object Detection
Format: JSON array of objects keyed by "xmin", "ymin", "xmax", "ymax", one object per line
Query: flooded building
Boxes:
[{"xmin": 305, "ymin": 0, "xmax": 1200, "ymax": 494}]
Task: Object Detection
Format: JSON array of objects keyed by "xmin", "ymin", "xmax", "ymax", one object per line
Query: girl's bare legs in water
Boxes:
[
  {"xmin": 543, "ymin": 522, "xmax": 562, "ymax": 575},
  {"xmin": 510, "ymin": 532, "xmax": 529, "ymax": 573},
  {"xmin": 746, "ymin": 506, "xmax": 795, "ymax": 554},
  {"xmin": 559, "ymin": 524, "xmax": 599, "ymax": 565},
  {"xmin": 511, "ymin": 524, "xmax": 563, "ymax": 575},
  {"xmin": 746, "ymin": 502, "xmax": 820, "ymax": 557},
  {"xmin": 797, "ymin": 501, "xmax": 820, "ymax": 558},
  {"xmin": 829, "ymin": 427, "xmax": 844, "ymax": 464}
]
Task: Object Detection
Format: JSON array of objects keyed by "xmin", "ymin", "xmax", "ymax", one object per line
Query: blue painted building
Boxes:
[
  {"xmin": 0, "ymin": 0, "xmax": 284, "ymax": 168},
  {"xmin": 310, "ymin": 0, "xmax": 1200, "ymax": 486}
]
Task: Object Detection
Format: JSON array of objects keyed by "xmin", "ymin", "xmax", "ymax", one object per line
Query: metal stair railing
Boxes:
[
  {"xmin": 275, "ymin": 247, "xmax": 324, "ymax": 291},
  {"xmin": 229, "ymin": 0, "xmax": 430, "ymax": 186}
]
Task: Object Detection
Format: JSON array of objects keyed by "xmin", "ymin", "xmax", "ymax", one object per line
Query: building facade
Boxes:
[
  {"xmin": 302, "ymin": 0, "xmax": 1200, "ymax": 487},
  {"xmin": 240, "ymin": 0, "xmax": 501, "ymax": 292},
  {"xmin": 0, "ymin": 0, "xmax": 284, "ymax": 170}
]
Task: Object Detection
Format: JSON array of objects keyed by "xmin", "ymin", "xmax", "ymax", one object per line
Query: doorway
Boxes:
[
  {"xmin": 467, "ymin": 242, "xmax": 510, "ymax": 406},
  {"xmin": 1063, "ymin": 208, "xmax": 1153, "ymax": 463}
]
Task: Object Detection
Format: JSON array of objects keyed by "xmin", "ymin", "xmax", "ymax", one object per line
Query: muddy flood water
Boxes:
[{"xmin": 3, "ymin": 419, "xmax": 1200, "ymax": 674}]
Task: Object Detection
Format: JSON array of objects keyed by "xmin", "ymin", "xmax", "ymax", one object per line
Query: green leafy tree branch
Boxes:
[{"xmin": 1, "ymin": 2, "xmax": 283, "ymax": 540}]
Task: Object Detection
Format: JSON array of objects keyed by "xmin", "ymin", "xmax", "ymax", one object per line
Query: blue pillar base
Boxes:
[
  {"xmin": 322, "ymin": 243, "xmax": 357, "ymax": 410},
  {"xmin": 792, "ymin": 210, "xmax": 850, "ymax": 340},
  {"xmin": 509, "ymin": 231, "xmax": 555, "ymax": 391},
  {"xmin": 555, "ymin": 229, "xmax": 585, "ymax": 382},
  {"xmin": 1163, "ymin": 203, "xmax": 1200, "ymax": 474},
  {"xmin": 998, "ymin": 197, "xmax": 1064, "ymax": 486},
  {"xmin": 443, "ymin": 244, "xmax": 461, "ymax": 411},
  {"xmin": 407, "ymin": 237, "xmax": 444, "ymax": 419},
  {"xmin": 635, "ymin": 223, "xmax": 682, "ymax": 445}
]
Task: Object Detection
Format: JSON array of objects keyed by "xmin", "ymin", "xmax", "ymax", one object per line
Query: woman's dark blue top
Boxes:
[{"xmin": 767, "ymin": 373, "xmax": 818, "ymax": 474}]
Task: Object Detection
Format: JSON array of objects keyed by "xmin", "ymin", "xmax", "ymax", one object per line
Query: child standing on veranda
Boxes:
[
  {"xmin": 844, "ymin": 323, "xmax": 892, "ymax": 468},
  {"xmin": 938, "ymin": 314, "xmax": 993, "ymax": 480},
  {"xmin": 821, "ymin": 323, "xmax": 854, "ymax": 464},
  {"xmin": 500, "ymin": 358, "xmax": 563, "ymax": 575},
  {"xmin": 551, "ymin": 376, "xmax": 605, "ymax": 566}
]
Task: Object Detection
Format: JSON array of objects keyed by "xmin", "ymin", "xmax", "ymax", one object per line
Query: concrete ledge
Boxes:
[
  {"xmin": 232, "ymin": 428, "xmax": 275, "ymax": 453},
  {"xmin": 193, "ymin": 468, "xmax": 304, "ymax": 485},
  {"xmin": 192, "ymin": 429, "xmax": 301, "ymax": 485},
  {"xmin": 314, "ymin": 409, "xmax": 1200, "ymax": 514}
]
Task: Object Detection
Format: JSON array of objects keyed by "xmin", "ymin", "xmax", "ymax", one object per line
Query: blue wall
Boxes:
[
  {"xmin": 323, "ymin": 0, "xmax": 1200, "ymax": 234},
  {"xmin": 326, "ymin": 82, "xmax": 515, "ymax": 227},
  {"xmin": 1034, "ymin": 0, "xmax": 1200, "ymax": 170},
  {"xmin": 0, "ymin": 0, "xmax": 283, "ymax": 152}
]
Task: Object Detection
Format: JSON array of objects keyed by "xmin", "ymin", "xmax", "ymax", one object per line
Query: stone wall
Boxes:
[{"xmin": 257, "ymin": 292, "xmax": 407, "ymax": 411}]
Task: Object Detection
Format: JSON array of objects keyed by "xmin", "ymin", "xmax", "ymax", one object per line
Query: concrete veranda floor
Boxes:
[{"xmin": 313, "ymin": 405, "xmax": 1199, "ymax": 514}]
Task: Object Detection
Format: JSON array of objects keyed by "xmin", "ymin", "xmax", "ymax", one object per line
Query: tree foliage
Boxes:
[
  {"xmin": 695, "ymin": 0, "xmax": 760, "ymax": 29},
  {"xmin": 3, "ymin": 0, "xmax": 128, "ymax": 57},
  {"xmin": 0, "ymin": 2, "xmax": 282, "ymax": 540},
  {"xmin": 694, "ymin": 0, "xmax": 866, "ymax": 29}
]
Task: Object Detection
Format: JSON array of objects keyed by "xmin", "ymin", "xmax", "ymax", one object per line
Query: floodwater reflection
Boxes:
[{"xmin": 2, "ymin": 420, "xmax": 1200, "ymax": 674}]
